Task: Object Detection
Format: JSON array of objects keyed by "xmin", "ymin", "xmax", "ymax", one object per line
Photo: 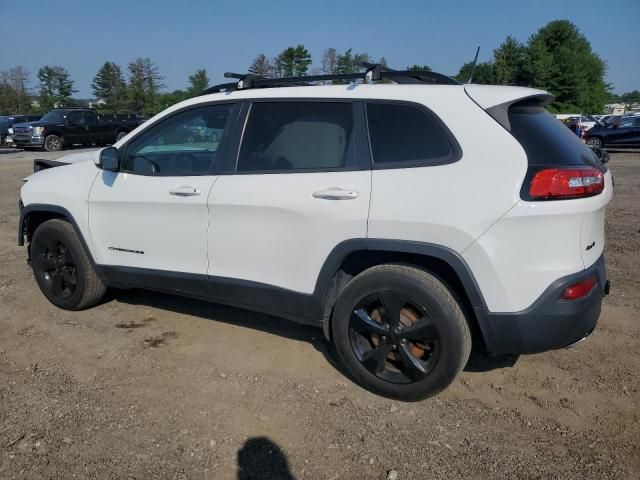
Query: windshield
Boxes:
[{"xmin": 39, "ymin": 110, "xmax": 66, "ymax": 123}]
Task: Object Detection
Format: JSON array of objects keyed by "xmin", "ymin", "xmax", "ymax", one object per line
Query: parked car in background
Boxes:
[
  {"xmin": 1, "ymin": 114, "xmax": 42, "ymax": 146},
  {"xmin": 11, "ymin": 108, "xmax": 144, "ymax": 152},
  {"xmin": 585, "ymin": 116, "xmax": 640, "ymax": 148}
]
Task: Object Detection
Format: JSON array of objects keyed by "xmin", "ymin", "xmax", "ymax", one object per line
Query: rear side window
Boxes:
[
  {"xmin": 237, "ymin": 102, "xmax": 354, "ymax": 172},
  {"xmin": 365, "ymin": 103, "xmax": 459, "ymax": 167},
  {"xmin": 508, "ymin": 106, "xmax": 602, "ymax": 168}
]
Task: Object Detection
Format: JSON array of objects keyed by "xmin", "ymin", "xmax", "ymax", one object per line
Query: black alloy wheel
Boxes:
[
  {"xmin": 32, "ymin": 237, "xmax": 78, "ymax": 300},
  {"xmin": 350, "ymin": 291, "xmax": 440, "ymax": 384}
]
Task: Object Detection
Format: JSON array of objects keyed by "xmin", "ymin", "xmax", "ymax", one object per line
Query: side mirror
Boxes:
[{"xmin": 95, "ymin": 147, "xmax": 119, "ymax": 171}]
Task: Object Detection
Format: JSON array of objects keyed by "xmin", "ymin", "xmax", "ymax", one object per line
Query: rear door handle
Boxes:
[
  {"xmin": 169, "ymin": 186, "xmax": 202, "ymax": 197},
  {"xmin": 312, "ymin": 187, "xmax": 359, "ymax": 200}
]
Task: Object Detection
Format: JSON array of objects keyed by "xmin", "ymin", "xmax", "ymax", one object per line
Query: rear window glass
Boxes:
[
  {"xmin": 366, "ymin": 103, "xmax": 457, "ymax": 166},
  {"xmin": 508, "ymin": 106, "xmax": 602, "ymax": 168}
]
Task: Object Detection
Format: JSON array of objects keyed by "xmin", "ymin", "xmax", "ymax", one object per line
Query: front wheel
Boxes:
[
  {"xmin": 586, "ymin": 137, "xmax": 603, "ymax": 149},
  {"xmin": 332, "ymin": 264, "xmax": 471, "ymax": 401},
  {"xmin": 30, "ymin": 219, "xmax": 106, "ymax": 310},
  {"xmin": 44, "ymin": 134, "xmax": 63, "ymax": 152}
]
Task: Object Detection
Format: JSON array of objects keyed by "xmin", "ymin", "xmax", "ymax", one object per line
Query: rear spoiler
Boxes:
[
  {"xmin": 464, "ymin": 85, "xmax": 554, "ymax": 131},
  {"xmin": 33, "ymin": 159, "xmax": 69, "ymax": 173}
]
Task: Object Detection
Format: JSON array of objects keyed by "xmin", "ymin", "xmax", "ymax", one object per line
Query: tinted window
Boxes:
[
  {"xmin": 84, "ymin": 111, "xmax": 98, "ymax": 126},
  {"xmin": 366, "ymin": 103, "xmax": 455, "ymax": 166},
  {"xmin": 509, "ymin": 106, "xmax": 602, "ymax": 168},
  {"xmin": 67, "ymin": 112, "xmax": 84, "ymax": 125},
  {"xmin": 237, "ymin": 102, "xmax": 354, "ymax": 172},
  {"xmin": 122, "ymin": 104, "xmax": 233, "ymax": 176},
  {"xmin": 40, "ymin": 111, "xmax": 65, "ymax": 123}
]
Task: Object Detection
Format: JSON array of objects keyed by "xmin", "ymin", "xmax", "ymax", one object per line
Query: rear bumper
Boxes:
[{"xmin": 476, "ymin": 254, "xmax": 607, "ymax": 355}]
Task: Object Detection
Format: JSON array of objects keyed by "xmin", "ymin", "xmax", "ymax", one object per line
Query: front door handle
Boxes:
[
  {"xmin": 312, "ymin": 187, "xmax": 359, "ymax": 200},
  {"xmin": 169, "ymin": 186, "xmax": 202, "ymax": 197}
]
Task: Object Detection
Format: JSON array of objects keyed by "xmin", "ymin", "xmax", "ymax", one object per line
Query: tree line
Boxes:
[{"xmin": 0, "ymin": 20, "xmax": 635, "ymax": 116}]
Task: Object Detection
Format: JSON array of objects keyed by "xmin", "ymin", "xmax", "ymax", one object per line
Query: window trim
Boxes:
[
  {"xmin": 227, "ymin": 98, "xmax": 370, "ymax": 175},
  {"xmin": 117, "ymin": 101, "xmax": 241, "ymax": 177},
  {"xmin": 364, "ymin": 100, "xmax": 462, "ymax": 170}
]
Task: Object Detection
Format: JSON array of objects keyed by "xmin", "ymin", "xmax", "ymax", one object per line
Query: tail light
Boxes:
[
  {"xmin": 562, "ymin": 276, "xmax": 597, "ymax": 300},
  {"xmin": 529, "ymin": 167, "xmax": 604, "ymax": 199}
]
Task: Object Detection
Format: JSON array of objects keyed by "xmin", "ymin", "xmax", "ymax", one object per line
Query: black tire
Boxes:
[
  {"xmin": 44, "ymin": 134, "xmax": 63, "ymax": 152},
  {"xmin": 586, "ymin": 137, "xmax": 603, "ymax": 149},
  {"xmin": 30, "ymin": 219, "xmax": 106, "ymax": 310},
  {"xmin": 332, "ymin": 264, "xmax": 471, "ymax": 401},
  {"xmin": 116, "ymin": 131, "xmax": 127, "ymax": 142}
]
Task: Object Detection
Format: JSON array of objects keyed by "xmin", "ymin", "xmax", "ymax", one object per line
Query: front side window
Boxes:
[
  {"xmin": 122, "ymin": 104, "xmax": 234, "ymax": 176},
  {"xmin": 366, "ymin": 103, "xmax": 458, "ymax": 166},
  {"xmin": 67, "ymin": 112, "xmax": 84, "ymax": 125},
  {"xmin": 237, "ymin": 102, "xmax": 354, "ymax": 172}
]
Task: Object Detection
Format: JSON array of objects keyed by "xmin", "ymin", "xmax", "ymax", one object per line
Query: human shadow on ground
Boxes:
[{"xmin": 237, "ymin": 437, "xmax": 296, "ymax": 480}]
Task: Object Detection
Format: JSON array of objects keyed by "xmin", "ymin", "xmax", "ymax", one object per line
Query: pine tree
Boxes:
[
  {"xmin": 493, "ymin": 36, "xmax": 526, "ymax": 85},
  {"xmin": 249, "ymin": 54, "xmax": 272, "ymax": 77},
  {"xmin": 37, "ymin": 65, "xmax": 75, "ymax": 110},
  {"xmin": 91, "ymin": 61, "xmax": 126, "ymax": 110},
  {"xmin": 187, "ymin": 69, "xmax": 209, "ymax": 96}
]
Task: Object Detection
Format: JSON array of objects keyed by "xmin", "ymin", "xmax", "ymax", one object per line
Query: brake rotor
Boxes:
[{"xmin": 370, "ymin": 305, "xmax": 426, "ymax": 359}]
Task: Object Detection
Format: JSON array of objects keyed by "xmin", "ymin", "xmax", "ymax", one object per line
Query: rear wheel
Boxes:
[
  {"xmin": 586, "ymin": 137, "xmax": 603, "ymax": 149},
  {"xmin": 30, "ymin": 219, "xmax": 106, "ymax": 310},
  {"xmin": 44, "ymin": 134, "xmax": 62, "ymax": 152},
  {"xmin": 332, "ymin": 264, "xmax": 471, "ymax": 401}
]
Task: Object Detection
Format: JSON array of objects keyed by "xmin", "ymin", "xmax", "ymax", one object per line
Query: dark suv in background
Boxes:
[{"xmin": 1, "ymin": 114, "xmax": 42, "ymax": 146}]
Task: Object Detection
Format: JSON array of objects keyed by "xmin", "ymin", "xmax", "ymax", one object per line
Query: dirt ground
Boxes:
[{"xmin": 0, "ymin": 147, "xmax": 638, "ymax": 480}]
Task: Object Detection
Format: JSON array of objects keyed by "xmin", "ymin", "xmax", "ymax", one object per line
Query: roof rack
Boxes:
[{"xmin": 201, "ymin": 63, "xmax": 459, "ymax": 94}]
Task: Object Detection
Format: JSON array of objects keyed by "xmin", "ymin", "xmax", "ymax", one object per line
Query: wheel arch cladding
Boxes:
[
  {"xmin": 19, "ymin": 205, "xmax": 105, "ymax": 282},
  {"xmin": 320, "ymin": 239, "xmax": 489, "ymax": 343}
]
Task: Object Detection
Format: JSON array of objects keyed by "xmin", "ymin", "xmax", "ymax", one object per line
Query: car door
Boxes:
[
  {"xmin": 89, "ymin": 102, "xmax": 239, "ymax": 292},
  {"xmin": 64, "ymin": 111, "xmax": 87, "ymax": 145},
  {"xmin": 82, "ymin": 111, "xmax": 100, "ymax": 144},
  {"xmin": 207, "ymin": 100, "xmax": 371, "ymax": 308}
]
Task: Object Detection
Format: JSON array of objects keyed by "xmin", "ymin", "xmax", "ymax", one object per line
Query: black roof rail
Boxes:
[{"xmin": 201, "ymin": 63, "xmax": 459, "ymax": 95}]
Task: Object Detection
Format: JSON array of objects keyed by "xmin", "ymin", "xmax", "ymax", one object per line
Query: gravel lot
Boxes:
[{"xmin": 0, "ymin": 148, "xmax": 638, "ymax": 479}]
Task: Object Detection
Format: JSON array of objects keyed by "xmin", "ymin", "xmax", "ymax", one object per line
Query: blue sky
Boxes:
[{"xmin": 1, "ymin": 0, "xmax": 638, "ymax": 98}]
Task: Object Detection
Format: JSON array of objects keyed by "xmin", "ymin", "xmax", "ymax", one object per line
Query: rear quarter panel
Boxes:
[{"xmin": 367, "ymin": 88, "xmax": 527, "ymax": 253}]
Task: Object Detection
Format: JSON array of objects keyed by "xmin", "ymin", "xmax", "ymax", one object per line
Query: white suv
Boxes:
[{"xmin": 18, "ymin": 68, "xmax": 612, "ymax": 400}]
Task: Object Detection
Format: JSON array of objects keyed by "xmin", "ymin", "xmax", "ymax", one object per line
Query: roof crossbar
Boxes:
[{"xmin": 202, "ymin": 63, "xmax": 459, "ymax": 94}]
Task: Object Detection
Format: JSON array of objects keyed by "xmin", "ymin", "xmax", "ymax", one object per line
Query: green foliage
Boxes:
[
  {"xmin": 91, "ymin": 61, "xmax": 126, "ymax": 111},
  {"xmin": 493, "ymin": 36, "xmax": 526, "ymax": 85},
  {"xmin": 522, "ymin": 20, "xmax": 607, "ymax": 113},
  {"xmin": 157, "ymin": 90, "xmax": 189, "ymax": 111},
  {"xmin": 608, "ymin": 90, "xmax": 640, "ymax": 104},
  {"xmin": 452, "ymin": 21, "xmax": 609, "ymax": 113},
  {"xmin": 187, "ymin": 69, "xmax": 210, "ymax": 97},
  {"xmin": 277, "ymin": 45, "xmax": 312, "ymax": 77},
  {"xmin": 454, "ymin": 61, "xmax": 495, "ymax": 84},
  {"xmin": 407, "ymin": 64, "xmax": 431, "ymax": 72},
  {"xmin": 37, "ymin": 65, "xmax": 76, "ymax": 110},
  {"xmin": 127, "ymin": 58, "xmax": 165, "ymax": 115},
  {"xmin": 0, "ymin": 66, "xmax": 31, "ymax": 114}
]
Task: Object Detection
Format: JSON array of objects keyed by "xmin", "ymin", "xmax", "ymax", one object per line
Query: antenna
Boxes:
[{"xmin": 466, "ymin": 46, "xmax": 480, "ymax": 84}]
